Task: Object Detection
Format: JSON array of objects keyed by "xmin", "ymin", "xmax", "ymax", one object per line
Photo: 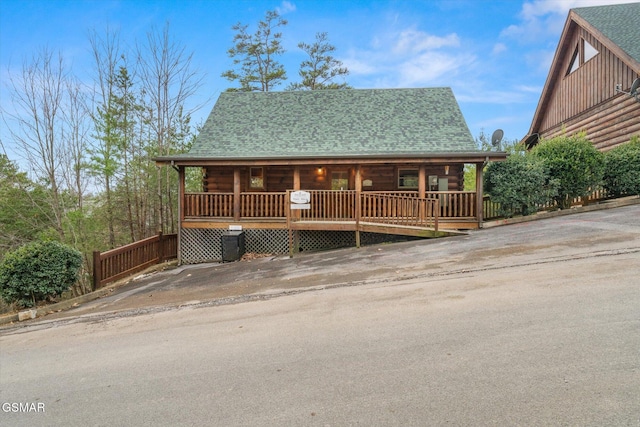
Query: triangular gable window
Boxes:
[
  {"xmin": 566, "ymin": 39, "xmax": 599, "ymax": 76},
  {"xmin": 584, "ymin": 39, "xmax": 599, "ymax": 62},
  {"xmin": 567, "ymin": 45, "xmax": 580, "ymax": 75}
]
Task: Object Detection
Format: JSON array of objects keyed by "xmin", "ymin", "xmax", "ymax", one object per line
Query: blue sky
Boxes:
[{"xmin": 1, "ymin": 0, "xmax": 636, "ymax": 161}]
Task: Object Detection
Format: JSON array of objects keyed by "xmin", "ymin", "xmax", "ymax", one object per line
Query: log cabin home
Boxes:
[
  {"xmin": 524, "ymin": 2, "xmax": 640, "ymax": 151},
  {"xmin": 156, "ymin": 88, "xmax": 506, "ymax": 263}
]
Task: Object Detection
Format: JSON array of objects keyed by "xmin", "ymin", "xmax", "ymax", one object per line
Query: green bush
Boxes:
[
  {"xmin": 603, "ymin": 136, "xmax": 640, "ymax": 197},
  {"xmin": 0, "ymin": 241, "xmax": 82, "ymax": 308},
  {"xmin": 484, "ymin": 154, "xmax": 558, "ymax": 218},
  {"xmin": 532, "ymin": 133, "xmax": 604, "ymax": 209}
]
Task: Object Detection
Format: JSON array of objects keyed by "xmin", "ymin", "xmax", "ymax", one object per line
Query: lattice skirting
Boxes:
[{"xmin": 179, "ymin": 228, "xmax": 417, "ymax": 264}]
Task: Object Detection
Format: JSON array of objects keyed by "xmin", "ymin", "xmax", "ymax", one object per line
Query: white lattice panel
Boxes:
[{"xmin": 180, "ymin": 228, "xmax": 419, "ymax": 264}]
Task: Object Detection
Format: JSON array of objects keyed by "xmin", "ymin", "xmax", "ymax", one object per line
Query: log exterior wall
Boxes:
[
  {"xmin": 536, "ymin": 26, "xmax": 640, "ymax": 150},
  {"xmin": 203, "ymin": 165, "xmax": 464, "ymax": 193}
]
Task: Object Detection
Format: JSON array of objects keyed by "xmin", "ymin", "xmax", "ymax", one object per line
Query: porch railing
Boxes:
[
  {"xmin": 92, "ymin": 232, "xmax": 177, "ymax": 290},
  {"xmin": 183, "ymin": 190, "xmax": 477, "ymax": 224},
  {"xmin": 427, "ymin": 191, "xmax": 476, "ymax": 218},
  {"xmin": 297, "ymin": 190, "xmax": 357, "ymax": 221},
  {"xmin": 241, "ymin": 192, "xmax": 287, "ymax": 217},
  {"xmin": 184, "ymin": 192, "xmax": 233, "ymax": 217},
  {"xmin": 361, "ymin": 192, "xmax": 439, "ymax": 228}
]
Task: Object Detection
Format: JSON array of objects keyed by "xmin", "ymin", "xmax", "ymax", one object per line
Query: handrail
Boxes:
[
  {"xmin": 184, "ymin": 190, "xmax": 476, "ymax": 222},
  {"xmin": 361, "ymin": 193, "xmax": 439, "ymax": 229},
  {"xmin": 92, "ymin": 232, "xmax": 177, "ymax": 290}
]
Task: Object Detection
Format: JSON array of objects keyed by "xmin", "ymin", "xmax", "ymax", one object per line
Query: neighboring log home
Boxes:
[
  {"xmin": 156, "ymin": 88, "xmax": 506, "ymax": 263},
  {"xmin": 524, "ymin": 2, "xmax": 640, "ymax": 151}
]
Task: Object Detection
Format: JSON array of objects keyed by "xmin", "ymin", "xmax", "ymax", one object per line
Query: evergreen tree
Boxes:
[
  {"xmin": 288, "ymin": 32, "xmax": 350, "ymax": 90},
  {"xmin": 222, "ymin": 10, "xmax": 288, "ymax": 92}
]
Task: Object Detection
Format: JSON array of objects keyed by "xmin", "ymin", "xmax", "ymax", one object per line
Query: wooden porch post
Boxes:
[
  {"xmin": 418, "ymin": 165, "xmax": 426, "ymax": 198},
  {"xmin": 293, "ymin": 166, "xmax": 300, "ymax": 190},
  {"xmin": 92, "ymin": 250, "xmax": 101, "ymax": 291},
  {"xmin": 476, "ymin": 162, "xmax": 484, "ymax": 228},
  {"xmin": 355, "ymin": 165, "xmax": 362, "ymax": 248},
  {"xmin": 177, "ymin": 165, "xmax": 185, "ymax": 265},
  {"xmin": 418, "ymin": 165, "xmax": 426, "ymax": 224},
  {"xmin": 291, "ymin": 166, "xmax": 301, "ymax": 254},
  {"xmin": 233, "ymin": 167, "xmax": 241, "ymax": 221}
]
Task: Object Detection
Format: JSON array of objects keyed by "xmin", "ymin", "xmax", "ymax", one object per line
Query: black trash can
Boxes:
[{"xmin": 221, "ymin": 231, "xmax": 246, "ymax": 262}]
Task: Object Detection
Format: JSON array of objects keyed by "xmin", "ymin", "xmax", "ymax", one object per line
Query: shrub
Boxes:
[
  {"xmin": 0, "ymin": 241, "xmax": 82, "ymax": 308},
  {"xmin": 532, "ymin": 133, "xmax": 604, "ymax": 209},
  {"xmin": 484, "ymin": 154, "xmax": 557, "ymax": 218},
  {"xmin": 603, "ymin": 136, "xmax": 640, "ymax": 197}
]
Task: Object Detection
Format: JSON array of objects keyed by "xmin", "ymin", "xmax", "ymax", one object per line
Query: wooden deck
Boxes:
[{"xmin": 182, "ymin": 190, "xmax": 480, "ymax": 237}]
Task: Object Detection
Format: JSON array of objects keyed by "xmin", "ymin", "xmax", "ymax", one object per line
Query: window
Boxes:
[
  {"xmin": 331, "ymin": 171, "xmax": 349, "ymax": 190},
  {"xmin": 250, "ymin": 167, "xmax": 264, "ymax": 189},
  {"xmin": 584, "ymin": 39, "xmax": 598, "ymax": 63},
  {"xmin": 566, "ymin": 39, "xmax": 599, "ymax": 76},
  {"xmin": 398, "ymin": 169, "xmax": 419, "ymax": 189},
  {"xmin": 567, "ymin": 45, "xmax": 580, "ymax": 75}
]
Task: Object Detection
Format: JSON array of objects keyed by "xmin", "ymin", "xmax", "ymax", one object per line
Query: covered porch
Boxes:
[{"xmin": 173, "ymin": 157, "xmax": 494, "ymax": 241}]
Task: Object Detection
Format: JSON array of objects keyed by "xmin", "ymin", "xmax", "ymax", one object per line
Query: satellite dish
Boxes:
[
  {"xmin": 491, "ymin": 129, "xmax": 504, "ymax": 151},
  {"xmin": 630, "ymin": 77, "xmax": 640, "ymax": 96}
]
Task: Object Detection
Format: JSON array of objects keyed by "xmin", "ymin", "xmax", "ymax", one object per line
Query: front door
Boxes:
[{"xmin": 330, "ymin": 171, "xmax": 352, "ymax": 219}]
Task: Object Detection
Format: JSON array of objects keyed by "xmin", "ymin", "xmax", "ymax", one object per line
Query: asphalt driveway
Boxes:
[
  {"xmin": 13, "ymin": 201, "xmax": 640, "ymax": 326},
  {"xmin": 1, "ymin": 202, "xmax": 638, "ymax": 426}
]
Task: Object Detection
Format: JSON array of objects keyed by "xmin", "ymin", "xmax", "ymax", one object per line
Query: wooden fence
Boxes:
[
  {"xmin": 93, "ymin": 232, "xmax": 177, "ymax": 290},
  {"xmin": 483, "ymin": 188, "xmax": 612, "ymax": 220}
]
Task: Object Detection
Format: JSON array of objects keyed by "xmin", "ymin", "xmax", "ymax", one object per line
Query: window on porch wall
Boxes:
[
  {"xmin": 398, "ymin": 169, "xmax": 419, "ymax": 189},
  {"xmin": 331, "ymin": 171, "xmax": 348, "ymax": 190},
  {"xmin": 250, "ymin": 167, "xmax": 264, "ymax": 189}
]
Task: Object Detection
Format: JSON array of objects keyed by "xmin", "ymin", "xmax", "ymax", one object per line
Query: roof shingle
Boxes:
[
  {"xmin": 573, "ymin": 2, "xmax": 640, "ymax": 64},
  {"xmin": 187, "ymin": 88, "xmax": 478, "ymax": 159}
]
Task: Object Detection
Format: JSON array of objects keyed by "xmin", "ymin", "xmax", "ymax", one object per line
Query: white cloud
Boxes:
[
  {"xmin": 341, "ymin": 56, "xmax": 377, "ymax": 75},
  {"xmin": 503, "ymin": 0, "xmax": 639, "ymax": 42},
  {"xmin": 515, "ymin": 84, "xmax": 543, "ymax": 93},
  {"xmin": 499, "ymin": 11, "xmax": 566, "ymax": 42},
  {"xmin": 276, "ymin": 1, "xmax": 296, "ymax": 15},
  {"xmin": 393, "ymin": 28, "xmax": 460, "ymax": 54},
  {"xmin": 521, "ymin": 0, "xmax": 638, "ymax": 20},
  {"xmin": 456, "ymin": 89, "xmax": 528, "ymax": 105},
  {"xmin": 398, "ymin": 52, "xmax": 475, "ymax": 87},
  {"xmin": 492, "ymin": 43, "xmax": 507, "ymax": 55},
  {"xmin": 342, "ymin": 26, "xmax": 471, "ymax": 88},
  {"xmin": 525, "ymin": 49, "xmax": 556, "ymax": 74}
]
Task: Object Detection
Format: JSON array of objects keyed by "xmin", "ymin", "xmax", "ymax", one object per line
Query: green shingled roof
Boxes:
[
  {"xmin": 574, "ymin": 2, "xmax": 640, "ymax": 64},
  {"xmin": 187, "ymin": 88, "xmax": 477, "ymax": 159}
]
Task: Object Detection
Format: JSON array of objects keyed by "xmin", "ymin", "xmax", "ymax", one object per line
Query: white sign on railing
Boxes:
[{"xmin": 290, "ymin": 190, "xmax": 311, "ymax": 210}]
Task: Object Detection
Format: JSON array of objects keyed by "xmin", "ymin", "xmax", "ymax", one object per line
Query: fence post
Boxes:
[
  {"xmin": 92, "ymin": 250, "xmax": 101, "ymax": 291},
  {"xmin": 158, "ymin": 231, "xmax": 164, "ymax": 263}
]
